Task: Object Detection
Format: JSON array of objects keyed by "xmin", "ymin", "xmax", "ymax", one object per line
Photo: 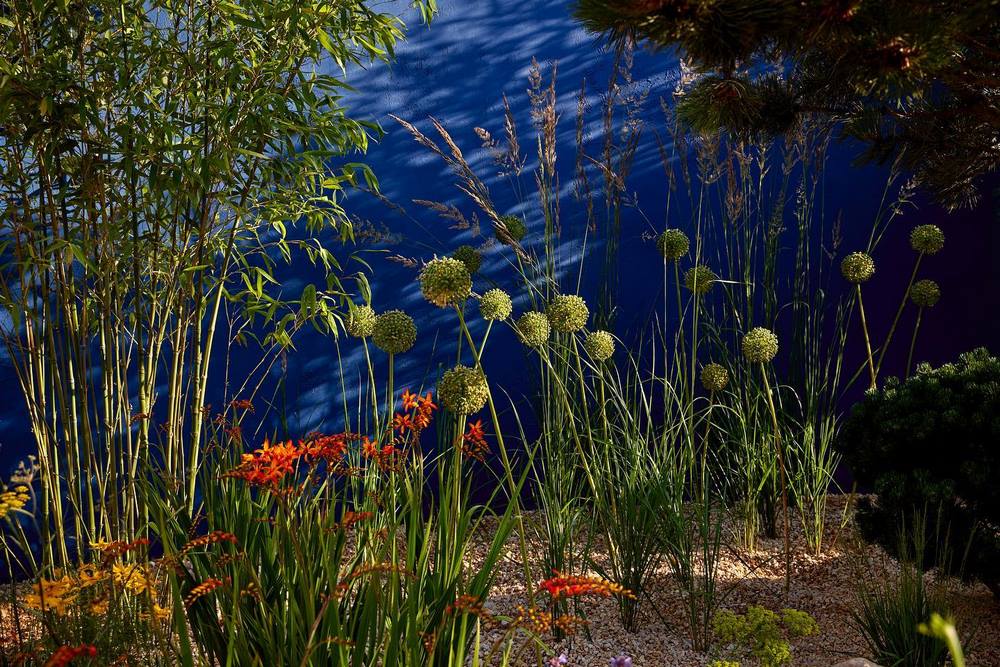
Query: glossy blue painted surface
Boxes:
[{"xmin": 1, "ymin": 0, "xmax": 997, "ymax": 472}]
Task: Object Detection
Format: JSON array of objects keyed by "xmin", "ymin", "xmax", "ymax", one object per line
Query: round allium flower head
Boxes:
[
  {"xmin": 909, "ymin": 279, "xmax": 941, "ymax": 308},
  {"xmin": 701, "ymin": 362, "xmax": 729, "ymax": 392},
  {"xmin": 372, "ymin": 310, "xmax": 417, "ymax": 355},
  {"xmin": 910, "ymin": 224, "xmax": 945, "ymax": 255},
  {"xmin": 584, "ymin": 330, "xmax": 615, "ymax": 362},
  {"xmin": 479, "ymin": 288, "xmax": 513, "ymax": 321},
  {"xmin": 742, "ymin": 327, "xmax": 779, "ymax": 364},
  {"xmin": 840, "ymin": 252, "xmax": 875, "ymax": 284},
  {"xmin": 684, "ymin": 265, "xmax": 717, "ymax": 295},
  {"xmin": 451, "ymin": 244, "xmax": 482, "ymax": 275},
  {"xmin": 546, "ymin": 295, "xmax": 590, "ymax": 333},
  {"xmin": 438, "ymin": 365, "xmax": 489, "ymax": 415},
  {"xmin": 515, "ymin": 311, "xmax": 551, "ymax": 347},
  {"xmin": 345, "ymin": 305, "xmax": 375, "ymax": 338},
  {"xmin": 656, "ymin": 229, "xmax": 690, "ymax": 261},
  {"xmin": 419, "ymin": 257, "xmax": 472, "ymax": 307},
  {"xmin": 496, "ymin": 214, "xmax": 526, "ymax": 244}
]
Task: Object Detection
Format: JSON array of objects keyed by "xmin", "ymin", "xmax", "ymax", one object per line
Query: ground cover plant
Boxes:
[{"xmin": 1, "ymin": 1, "xmax": 998, "ymax": 666}]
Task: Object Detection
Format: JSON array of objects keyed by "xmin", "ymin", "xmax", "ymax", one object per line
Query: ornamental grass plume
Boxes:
[
  {"xmin": 345, "ymin": 304, "xmax": 376, "ymax": 338},
  {"xmin": 419, "ymin": 257, "xmax": 472, "ymax": 307},
  {"xmin": 546, "ymin": 294, "xmax": 590, "ymax": 333},
  {"xmin": 910, "ymin": 224, "xmax": 945, "ymax": 255},
  {"xmin": 515, "ymin": 311, "xmax": 551, "ymax": 347},
  {"xmin": 584, "ymin": 330, "xmax": 615, "ymax": 362},
  {"xmin": 451, "ymin": 244, "xmax": 482, "ymax": 275},
  {"xmin": 479, "ymin": 288, "xmax": 513, "ymax": 321},
  {"xmin": 372, "ymin": 310, "xmax": 417, "ymax": 354},
  {"xmin": 656, "ymin": 228, "xmax": 690, "ymax": 261},
  {"xmin": 840, "ymin": 251, "xmax": 875, "ymax": 284},
  {"xmin": 910, "ymin": 279, "xmax": 941, "ymax": 308},
  {"xmin": 497, "ymin": 214, "xmax": 527, "ymax": 244},
  {"xmin": 438, "ymin": 365, "xmax": 489, "ymax": 416},
  {"xmin": 684, "ymin": 264, "xmax": 717, "ymax": 295},
  {"xmin": 701, "ymin": 362, "xmax": 729, "ymax": 392}
]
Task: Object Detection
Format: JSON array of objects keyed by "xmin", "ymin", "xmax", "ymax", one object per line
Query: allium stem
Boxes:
[
  {"xmin": 761, "ymin": 366, "xmax": 791, "ymax": 594},
  {"xmin": 856, "ymin": 286, "xmax": 877, "ymax": 391},
  {"xmin": 454, "ymin": 306, "xmax": 536, "ymax": 604},
  {"xmin": 876, "ymin": 253, "xmax": 922, "ymax": 377},
  {"xmin": 906, "ymin": 308, "xmax": 924, "ymax": 378}
]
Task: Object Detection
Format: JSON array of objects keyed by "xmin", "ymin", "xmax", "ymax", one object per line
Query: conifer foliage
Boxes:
[{"xmin": 574, "ymin": 0, "xmax": 1000, "ymax": 210}]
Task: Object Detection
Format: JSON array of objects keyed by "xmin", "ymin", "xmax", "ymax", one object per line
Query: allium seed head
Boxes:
[
  {"xmin": 497, "ymin": 214, "xmax": 526, "ymax": 244},
  {"xmin": 515, "ymin": 311, "xmax": 551, "ymax": 348},
  {"xmin": 584, "ymin": 330, "xmax": 616, "ymax": 362},
  {"xmin": 345, "ymin": 305, "xmax": 375, "ymax": 338},
  {"xmin": 910, "ymin": 225, "xmax": 945, "ymax": 255},
  {"xmin": 438, "ymin": 365, "xmax": 489, "ymax": 416},
  {"xmin": 372, "ymin": 310, "xmax": 417, "ymax": 355},
  {"xmin": 910, "ymin": 279, "xmax": 941, "ymax": 308},
  {"xmin": 684, "ymin": 265, "xmax": 717, "ymax": 295},
  {"xmin": 657, "ymin": 229, "xmax": 690, "ymax": 261},
  {"xmin": 420, "ymin": 257, "xmax": 472, "ymax": 307},
  {"xmin": 701, "ymin": 363, "xmax": 729, "ymax": 392},
  {"xmin": 742, "ymin": 327, "xmax": 779, "ymax": 364},
  {"xmin": 451, "ymin": 245, "xmax": 482, "ymax": 275},
  {"xmin": 546, "ymin": 295, "xmax": 590, "ymax": 333},
  {"xmin": 479, "ymin": 289, "xmax": 513, "ymax": 321},
  {"xmin": 840, "ymin": 252, "xmax": 875, "ymax": 284}
]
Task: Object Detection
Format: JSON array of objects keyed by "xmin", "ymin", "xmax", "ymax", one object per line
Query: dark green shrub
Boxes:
[{"xmin": 840, "ymin": 348, "xmax": 1000, "ymax": 593}]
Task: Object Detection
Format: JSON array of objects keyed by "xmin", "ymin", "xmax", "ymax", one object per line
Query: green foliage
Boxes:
[
  {"xmin": 841, "ymin": 348, "xmax": 1000, "ymax": 591},
  {"xmin": 851, "ymin": 536, "xmax": 952, "ymax": 667},
  {"xmin": 712, "ymin": 605, "xmax": 818, "ymax": 667},
  {"xmin": 574, "ymin": 0, "xmax": 1000, "ymax": 210},
  {"xmin": 0, "ymin": 0, "xmax": 435, "ymax": 562}
]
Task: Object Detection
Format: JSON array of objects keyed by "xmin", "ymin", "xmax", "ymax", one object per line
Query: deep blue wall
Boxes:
[{"xmin": 1, "ymin": 0, "xmax": 998, "ymax": 473}]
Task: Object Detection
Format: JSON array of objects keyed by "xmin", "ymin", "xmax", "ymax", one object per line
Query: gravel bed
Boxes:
[{"xmin": 467, "ymin": 495, "xmax": 1000, "ymax": 666}]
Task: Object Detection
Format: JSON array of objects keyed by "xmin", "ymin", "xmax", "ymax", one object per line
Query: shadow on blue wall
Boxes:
[{"xmin": 1, "ymin": 0, "xmax": 997, "ymax": 475}]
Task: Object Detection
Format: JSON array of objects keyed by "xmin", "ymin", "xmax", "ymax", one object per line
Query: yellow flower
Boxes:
[
  {"xmin": 77, "ymin": 564, "xmax": 108, "ymax": 589},
  {"xmin": 89, "ymin": 599, "xmax": 109, "ymax": 615},
  {"xmin": 22, "ymin": 576, "xmax": 77, "ymax": 615},
  {"xmin": 112, "ymin": 563, "xmax": 153, "ymax": 595}
]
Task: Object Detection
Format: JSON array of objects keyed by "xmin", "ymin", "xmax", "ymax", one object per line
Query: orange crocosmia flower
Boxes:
[
  {"xmin": 538, "ymin": 572, "xmax": 634, "ymax": 600},
  {"xmin": 44, "ymin": 645, "xmax": 97, "ymax": 667},
  {"xmin": 361, "ymin": 438, "xmax": 378, "ymax": 459},
  {"xmin": 418, "ymin": 392, "xmax": 437, "ymax": 412},
  {"xmin": 224, "ymin": 438, "xmax": 302, "ymax": 488},
  {"xmin": 302, "ymin": 433, "xmax": 353, "ymax": 463},
  {"xmin": 392, "ymin": 413, "xmax": 415, "ymax": 433},
  {"xmin": 464, "ymin": 419, "xmax": 486, "ymax": 442},
  {"xmin": 401, "ymin": 389, "xmax": 419, "ymax": 411}
]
